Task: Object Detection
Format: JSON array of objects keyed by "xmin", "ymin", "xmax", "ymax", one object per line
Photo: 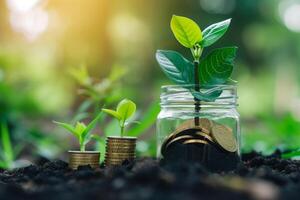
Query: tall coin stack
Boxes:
[{"xmin": 105, "ymin": 136, "xmax": 136, "ymax": 166}]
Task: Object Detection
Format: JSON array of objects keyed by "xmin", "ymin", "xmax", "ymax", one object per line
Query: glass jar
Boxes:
[{"xmin": 157, "ymin": 84, "xmax": 240, "ymax": 171}]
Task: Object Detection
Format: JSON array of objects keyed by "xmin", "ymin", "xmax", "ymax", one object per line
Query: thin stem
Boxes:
[
  {"xmin": 194, "ymin": 60, "xmax": 200, "ymax": 126},
  {"xmin": 80, "ymin": 143, "xmax": 85, "ymax": 152},
  {"xmin": 120, "ymin": 120, "xmax": 126, "ymax": 137},
  {"xmin": 120, "ymin": 126, "xmax": 124, "ymax": 137}
]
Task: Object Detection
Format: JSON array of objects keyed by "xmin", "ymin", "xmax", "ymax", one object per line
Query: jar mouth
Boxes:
[
  {"xmin": 160, "ymin": 84, "xmax": 238, "ymax": 108},
  {"xmin": 161, "ymin": 83, "xmax": 237, "ymax": 90}
]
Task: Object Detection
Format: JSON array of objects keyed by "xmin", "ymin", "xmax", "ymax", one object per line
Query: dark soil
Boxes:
[{"xmin": 1, "ymin": 152, "xmax": 300, "ymax": 200}]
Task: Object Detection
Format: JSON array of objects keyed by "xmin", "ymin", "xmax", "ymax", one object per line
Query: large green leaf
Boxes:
[
  {"xmin": 170, "ymin": 15, "xmax": 202, "ymax": 48},
  {"xmin": 201, "ymin": 19, "xmax": 231, "ymax": 47},
  {"xmin": 117, "ymin": 99, "xmax": 136, "ymax": 121},
  {"xmin": 199, "ymin": 47, "xmax": 237, "ymax": 85},
  {"xmin": 156, "ymin": 50, "xmax": 194, "ymax": 85}
]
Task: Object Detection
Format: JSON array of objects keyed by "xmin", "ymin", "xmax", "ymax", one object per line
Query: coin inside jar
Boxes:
[
  {"xmin": 211, "ymin": 123, "xmax": 237, "ymax": 152},
  {"xmin": 177, "ymin": 118, "xmax": 212, "ymax": 134},
  {"xmin": 161, "ymin": 128, "xmax": 213, "ymax": 157},
  {"xmin": 161, "ymin": 127, "xmax": 201, "ymax": 155}
]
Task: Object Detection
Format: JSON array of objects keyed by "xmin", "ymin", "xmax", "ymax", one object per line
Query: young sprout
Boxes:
[
  {"xmin": 54, "ymin": 112, "xmax": 102, "ymax": 151},
  {"xmin": 0, "ymin": 122, "xmax": 15, "ymax": 169},
  {"xmin": 102, "ymin": 99, "xmax": 137, "ymax": 137}
]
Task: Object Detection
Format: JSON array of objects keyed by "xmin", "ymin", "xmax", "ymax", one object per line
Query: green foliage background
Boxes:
[{"xmin": 1, "ymin": 0, "xmax": 300, "ymax": 164}]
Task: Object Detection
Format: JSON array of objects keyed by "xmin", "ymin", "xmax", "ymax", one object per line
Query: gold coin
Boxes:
[
  {"xmin": 105, "ymin": 153, "xmax": 135, "ymax": 156},
  {"xmin": 161, "ymin": 128, "xmax": 200, "ymax": 155},
  {"xmin": 183, "ymin": 139, "xmax": 208, "ymax": 145},
  {"xmin": 165, "ymin": 135, "xmax": 194, "ymax": 149},
  {"xmin": 195, "ymin": 131, "xmax": 214, "ymax": 143},
  {"xmin": 106, "ymin": 144, "xmax": 136, "ymax": 148},
  {"xmin": 106, "ymin": 149, "xmax": 135, "ymax": 153},
  {"xmin": 199, "ymin": 118, "xmax": 213, "ymax": 134},
  {"xmin": 107, "ymin": 138, "xmax": 136, "ymax": 143},
  {"xmin": 161, "ymin": 126, "xmax": 202, "ymax": 149},
  {"xmin": 161, "ymin": 127, "xmax": 215, "ymax": 156},
  {"xmin": 211, "ymin": 124, "xmax": 237, "ymax": 152},
  {"xmin": 177, "ymin": 118, "xmax": 212, "ymax": 134},
  {"xmin": 105, "ymin": 158, "xmax": 135, "ymax": 162},
  {"xmin": 106, "ymin": 145, "xmax": 136, "ymax": 148},
  {"xmin": 106, "ymin": 141, "xmax": 136, "ymax": 145}
]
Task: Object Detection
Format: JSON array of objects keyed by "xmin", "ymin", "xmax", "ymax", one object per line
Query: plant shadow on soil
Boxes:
[{"xmin": 0, "ymin": 151, "xmax": 300, "ymax": 200}]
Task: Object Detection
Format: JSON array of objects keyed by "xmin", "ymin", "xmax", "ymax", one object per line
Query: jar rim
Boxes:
[
  {"xmin": 161, "ymin": 83, "xmax": 237, "ymax": 89},
  {"xmin": 160, "ymin": 83, "xmax": 238, "ymax": 108}
]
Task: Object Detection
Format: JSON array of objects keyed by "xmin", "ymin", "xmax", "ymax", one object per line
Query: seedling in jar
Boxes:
[{"xmin": 155, "ymin": 15, "xmax": 240, "ymax": 170}]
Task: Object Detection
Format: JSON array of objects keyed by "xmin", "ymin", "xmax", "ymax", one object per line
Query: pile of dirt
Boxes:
[{"xmin": 0, "ymin": 152, "xmax": 300, "ymax": 200}]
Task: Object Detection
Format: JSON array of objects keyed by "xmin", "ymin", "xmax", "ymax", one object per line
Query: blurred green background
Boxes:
[{"xmin": 1, "ymin": 0, "xmax": 300, "ymax": 166}]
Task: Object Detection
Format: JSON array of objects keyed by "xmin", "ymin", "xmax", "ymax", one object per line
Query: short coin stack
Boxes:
[
  {"xmin": 161, "ymin": 118, "xmax": 237, "ymax": 160},
  {"xmin": 105, "ymin": 136, "xmax": 136, "ymax": 166},
  {"xmin": 68, "ymin": 151, "xmax": 100, "ymax": 170}
]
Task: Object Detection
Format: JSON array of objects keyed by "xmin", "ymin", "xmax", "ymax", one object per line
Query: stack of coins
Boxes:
[
  {"xmin": 68, "ymin": 151, "xmax": 100, "ymax": 170},
  {"xmin": 105, "ymin": 136, "xmax": 136, "ymax": 166},
  {"xmin": 161, "ymin": 118, "xmax": 238, "ymax": 167}
]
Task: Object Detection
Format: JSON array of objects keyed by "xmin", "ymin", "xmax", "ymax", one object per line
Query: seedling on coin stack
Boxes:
[
  {"xmin": 102, "ymin": 99, "xmax": 138, "ymax": 166},
  {"xmin": 54, "ymin": 112, "xmax": 102, "ymax": 169},
  {"xmin": 156, "ymin": 15, "xmax": 240, "ymax": 171}
]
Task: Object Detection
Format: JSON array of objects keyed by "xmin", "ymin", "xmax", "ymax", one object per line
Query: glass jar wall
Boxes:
[{"xmin": 156, "ymin": 84, "xmax": 240, "ymax": 171}]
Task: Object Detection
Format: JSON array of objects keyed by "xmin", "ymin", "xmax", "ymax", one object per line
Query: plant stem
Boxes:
[
  {"xmin": 120, "ymin": 126, "xmax": 124, "ymax": 137},
  {"xmin": 194, "ymin": 60, "xmax": 200, "ymax": 126},
  {"xmin": 80, "ymin": 141, "xmax": 85, "ymax": 152},
  {"xmin": 120, "ymin": 120, "xmax": 125, "ymax": 138}
]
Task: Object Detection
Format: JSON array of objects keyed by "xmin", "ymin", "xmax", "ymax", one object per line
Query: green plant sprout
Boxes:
[
  {"xmin": 156, "ymin": 15, "xmax": 237, "ymax": 125},
  {"xmin": 0, "ymin": 122, "xmax": 31, "ymax": 169},
  {"xmin": 0, "ymin": 122, "xmax": 15, "ymax": 169},
  {"xmin": 53, "ymin": 112, "xmax": 102, "ymax": 151},
  {"xmin": 156, "ymin": 16, "xmax": 237, "ymax": 94},
  {"xmin": 69, "ymin": 65, "xmax": 128, "ymax": 122},
  {"xmin": 102, "ymin": 99, "xmax": 137, "ymax": 137}
]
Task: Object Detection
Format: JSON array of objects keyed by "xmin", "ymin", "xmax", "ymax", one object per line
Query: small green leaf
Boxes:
[
  {"xmin": 102, "ymin": 109, "xmax": 122, "ymax": 120},
  {"xmin": 201, "ymin": 19, "xmax": 231, "ymax": 47},
  {"xmin": 82, "ymin": 112, "xmax": 103, "ymax": 139},
  {"xmin": 199, "ymin": 47, "xmax": 237, "ymax": 85},
  {"xmin": 117, "ymin": 99, "xmax": 136, "ymax": 121},
  {"xmin": 156, "ymin": 50, "xmax": 194, "ymax": 85},
  {"xmin": 191, "ymin": 89, "xmax": 222, "ymax": 101},
  {"xmin": 53, "ymin": 121, "xmax": 78, "ymax": 138},
  {"xmin": 75, "ymin": 122, "xmax": 87, "ymax": 135},
  {"xmin": 170, "ymin": 15, "xmax": 202, "ymax": 48}
]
